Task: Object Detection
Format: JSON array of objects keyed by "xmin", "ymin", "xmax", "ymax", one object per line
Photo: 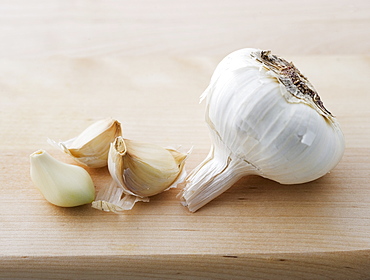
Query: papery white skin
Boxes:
[
  {"xmin": 181, "ymin": 48, "xmax": 345, "ymax": 212},
  {"xmin": 30, "ymin": 150, "xmax": 95, "ymax": 207},
  {"xmin": 92, "ymin": 180, "xmax": 149, "ymax": 212}
]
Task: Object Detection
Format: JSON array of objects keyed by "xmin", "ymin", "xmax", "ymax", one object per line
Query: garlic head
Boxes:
[
  {"xmin": 181, "ymin": 48, "xmax": 345, "ymax": 212},
  {"xmin": 30, "ymin": 150, "xmax": 95, "ymax": 207}
]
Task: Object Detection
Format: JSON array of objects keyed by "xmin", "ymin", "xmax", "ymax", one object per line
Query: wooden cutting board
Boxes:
[{"xmin": 0, "ymin": 55, "xmax": 369, "ymax": 279}]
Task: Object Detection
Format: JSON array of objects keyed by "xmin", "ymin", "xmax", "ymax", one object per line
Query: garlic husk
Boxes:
[
  {"xmin": 92, "ymin": 180, "xmax": 149, "ymax": 212},
  {"xmin": 92, "ymin": 136, "xmax": 188, "ymax": 212},
  {"xmin": 30, "ymin": 150, "xmax": 95, "ymax": 207},
  {"xmin": 181, "ymin": 48, "xmax": 345, "ymax": 212},
  {"xmin": 181, "ymin": 145, "xmax": 257, "ymax": 211},
  {"xmin": 49, "ymin": 118, "xmax": 122, "ymax": 168}
]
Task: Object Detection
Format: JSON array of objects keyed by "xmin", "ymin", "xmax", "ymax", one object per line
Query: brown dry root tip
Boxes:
[{"xmin": 251, "ymin": 50, "xmax": 333, "ymax": 117}]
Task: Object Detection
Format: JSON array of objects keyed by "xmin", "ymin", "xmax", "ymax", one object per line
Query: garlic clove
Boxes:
[
  {"xmin": 109, "ymin": 136, "xmax": 188, "ymax": 197},
  {"xmin": 49, "ymin": 118, "xmax": 122, "ymax": 168},
  {"xmin": 123, "ymin": 138, "xmax": 187, "ymax": 197},
  {"xmin": 30, "ymin": 150, "xmax": 95, "ymax": 207},
  {"xmin": 94, "ymin": 136, "xmax": 188, "ymax": 212}
]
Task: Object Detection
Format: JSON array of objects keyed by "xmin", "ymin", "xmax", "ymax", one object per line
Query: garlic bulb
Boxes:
[
  {"xmin": 30, "ymin": 150, "xmax": 95, "ymax": 207},
  {"xmin": 92, "ymin": 136, "xmax": 188, "ymax": 212},
  {"xmin": 181, "ymin": 48, "xmax": 345, "ymax": 212},
  {"xmin": 49, "ymin": 118, "xmax": 122, "ymax": 168}
]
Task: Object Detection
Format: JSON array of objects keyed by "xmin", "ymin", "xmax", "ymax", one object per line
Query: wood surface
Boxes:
[
  {"xmin": 0, "ymin": 0, "xmax": 369, "ymax": 58},
  {"xmin": 0, "ymin": 0, "xmax": 370, "ymax": 279}
]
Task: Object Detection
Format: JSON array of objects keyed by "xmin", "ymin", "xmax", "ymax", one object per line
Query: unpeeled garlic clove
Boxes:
[
  {"xmin": 49, "ymin": 118, "xmax": 122, "ymax": 168},
  {"xmin": 92, "ymin": 136, "xmax": 188, "ymax": 212},
  {"xmin": 30, "ymin": 150, "xmax": 95, "ymax": 207},
  {"xmin": 109, "ymin": 136, "xmax": 188, "ymax": 197}
]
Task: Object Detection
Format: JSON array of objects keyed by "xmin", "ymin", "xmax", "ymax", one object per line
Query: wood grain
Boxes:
[
  {"xmin": 0, "ymin": 54, "xmax": 369, "ymax": 279},
  {"xmin": 0, "ymin": 0, "xmax": 369, "ymax": 58},
  {"xmin": 0, "ymin": 1, "xmax": 370, "ymax": 278},
  {"xmin": 1, "ymin": 251, "xmax": 370, "ymax": 280}
]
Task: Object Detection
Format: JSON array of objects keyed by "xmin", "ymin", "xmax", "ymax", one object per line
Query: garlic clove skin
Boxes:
[
  {"xmin": 30, "ymin": 150, "xmax": 95, "ymax": 207},
  {"xmin": 92, "ymin": 180, "xmax": 149, "ymax": 212},
  {"xmin": 49, "ymin": 118, "xmax": 122, "ymax": 168},
  {"xmin": 181, "ymin": 48, "xmax": 345, "ymax": 212},
  {"xmin": 182, "ymin": 145, "xmax": 258, "ymax": 212},
  {"xmin": 123, "ymin": 139, "xmax": 188, "ymax": 197},
  {"xmin": 108, "ymin": 136, "xmax": 188, "ymax": 198}
]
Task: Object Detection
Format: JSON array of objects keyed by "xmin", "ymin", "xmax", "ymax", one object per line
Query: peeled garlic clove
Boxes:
[
  {"xmin": 181, "ymin": 48, "xmax": 345, "ymax": 212},
  {"xmin": 30, "ymin": 150, "xmax": 95, "ymax": 207},
  {"xmin": 93, "ymin": 136, "xmax": 188, "ymax": 212},
  {"xmin": 49, "ymin": 118, "xmax": 122, "ymax": 168}
]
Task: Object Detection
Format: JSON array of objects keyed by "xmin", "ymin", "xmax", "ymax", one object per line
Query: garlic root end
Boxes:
[{"xmin": 180, "ymin": 148, "xmax": 255, "ymax": 212}]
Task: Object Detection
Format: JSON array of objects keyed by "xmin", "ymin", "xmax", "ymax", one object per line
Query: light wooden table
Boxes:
[
  {"xmin": 0, "ymin": 0, "xmax": 369, "ymax": 58},
  {"xmin": 0, "ymin": 1, "xmax": 370, "ymax": 279}
]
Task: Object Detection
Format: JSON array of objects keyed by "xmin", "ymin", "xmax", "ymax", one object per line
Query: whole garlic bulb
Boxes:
[{"xmin": 181, "ymin": 48, "xmax": 345, "ymax": 212}]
